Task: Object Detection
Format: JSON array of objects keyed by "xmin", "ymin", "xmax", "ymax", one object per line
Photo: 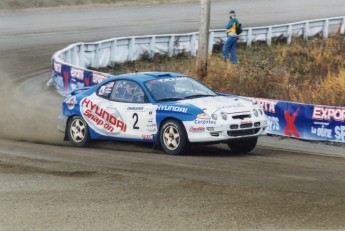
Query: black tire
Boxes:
[
  {"xmin": 159, "ymin": 119, "xmax": 189, "ymax": 155},
  {"xmin": 227, "ymin": 137, "xmax": 258, "ymax": 154},
  {"xmin": 67, "ymin": 116, "xmax": 90, "ymax": 147}
]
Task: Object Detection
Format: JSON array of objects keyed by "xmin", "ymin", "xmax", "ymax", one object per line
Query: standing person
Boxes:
[{"xmin": 223, "ymin": 10, "xmax": 239, "ymax": 64}]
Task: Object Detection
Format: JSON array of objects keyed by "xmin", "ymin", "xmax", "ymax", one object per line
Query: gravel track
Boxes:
[{"xmin": 0, "ymin": 1, "xmax": 345, "ymax": 230}]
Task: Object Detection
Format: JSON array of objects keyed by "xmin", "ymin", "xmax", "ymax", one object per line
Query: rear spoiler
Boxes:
[{"xmin": 68, "ymin": 87, "xmax": 91, "ymax": 96}]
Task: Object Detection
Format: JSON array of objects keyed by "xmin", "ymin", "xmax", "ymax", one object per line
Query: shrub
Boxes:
[{"xmin": 103, "ymin": 35, "xmax": 345, "ymax": 106}]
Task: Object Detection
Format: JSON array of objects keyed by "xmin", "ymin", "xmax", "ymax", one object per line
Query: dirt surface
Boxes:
[{"xmin": 0, "ymin": 0, "xmax": 345, "ymax": 230}]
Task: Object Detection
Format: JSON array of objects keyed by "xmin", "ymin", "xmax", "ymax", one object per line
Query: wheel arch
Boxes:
[
  {"xmin": 157, "ymin": 117, "xmax": 189, "ymax": 140},
  {"xmin": 63, "ymin": 114, "xmax": 81, "ymax": 141}
]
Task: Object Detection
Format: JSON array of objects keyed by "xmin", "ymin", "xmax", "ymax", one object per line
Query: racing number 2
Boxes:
[{"xmin": 132, "ymin": 113, "xmax": 139, "ymax": 129}]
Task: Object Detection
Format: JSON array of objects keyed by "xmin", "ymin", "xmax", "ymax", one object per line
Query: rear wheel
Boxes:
[
  {"xmin": 67, "ymin": 116, "xmax": 90, "ymax": 147},
  {"xmin": 159, "ymin": 119, "xmax": 189, "ymax": 155},
  {"xmin": 227, "ymin": 137, "xmax": 258, "ymax": 154}
]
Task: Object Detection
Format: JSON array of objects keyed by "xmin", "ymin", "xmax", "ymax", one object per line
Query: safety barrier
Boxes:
[{"xmin": 52, "ymin": 16, "xmax": 345, "ymax": 143}]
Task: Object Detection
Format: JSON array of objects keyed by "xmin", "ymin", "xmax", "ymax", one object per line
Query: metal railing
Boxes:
[{"xmin": 52, "ymin": 16, "xmax": 345, "ymax": 70}]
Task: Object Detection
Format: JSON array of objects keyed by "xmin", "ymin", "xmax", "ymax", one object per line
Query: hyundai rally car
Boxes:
[{"xmin": 58, "ymin": 72, "xmax": 267, "ymax": 155}]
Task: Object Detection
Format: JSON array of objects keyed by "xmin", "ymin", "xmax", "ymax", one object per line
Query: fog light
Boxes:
[
  {"xmin": 211, "ymin": 113, "xmax": 218, "ymax": 120},
  {"xmin": 220, "ymin": 112, "xmax": 227, "ymax": 120},
  {"xmin": 206, "ymin": 127, "xmax": 214, "ymax": 132},
  {"xmin": 230, "ymin": 124, "xmax": 239, "ymax": 129}
]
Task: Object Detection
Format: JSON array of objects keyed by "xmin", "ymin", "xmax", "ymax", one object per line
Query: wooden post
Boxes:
[{"xmin": 197, "ymin": 0, "xmax": 210, "ymax": 80}]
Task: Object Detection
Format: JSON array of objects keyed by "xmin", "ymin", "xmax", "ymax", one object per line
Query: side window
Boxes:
[
  {"xmin": 110, "ymin": 80, "xmax": 146, "ymax": 103},
  {"xmin": 97, "ymin": 81, "xmax": 115, "ymax": 99}
]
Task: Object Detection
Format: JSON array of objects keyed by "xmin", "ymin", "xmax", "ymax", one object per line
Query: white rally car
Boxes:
[{"xmin": 58, "ymin": 72, "xmax": 267, "ymax": 155}]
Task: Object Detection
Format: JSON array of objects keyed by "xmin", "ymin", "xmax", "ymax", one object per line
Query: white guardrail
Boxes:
[
  {"xmin": 52, "ymin": 17, "xmax": 345, "ymax": 143},
  {"xmin": 52, "ymin": 16, "xmax": 345, "ymax": 70}
]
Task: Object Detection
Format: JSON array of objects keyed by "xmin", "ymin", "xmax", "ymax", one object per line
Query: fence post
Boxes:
[
  {"xmin": 208, "ymin": 31, "xmax": 214, "ymax": 53},
  {"xmin": 191, "ymin": 33, "xmax": 197, "ymax": 56},
  {"xmin": 168, "ymin": 35, "xmax": 175, "ymax": 57},
  {"xmin": 71, "ymin": 45, "xmax": 77, "ymax": 66},
  {"xmin": 304, "ymin": 21, "xmax": 309, "ymax": 40},
  {"xmin": 94, "ymin": 43, "xmax": 101, "ymax": 69},
  {"xmin": 110, "ymin": 40, "xmax": 117, "ymax": 65},
  {"xmin": 287, "ymin": 24, "xmax": 292, "ymax": 44},
  {"xmin": 246, "ymin": 28, "xmax": 252, "ymax": 46},
  {"xmin": 66, "ymin": 49, "xmax": 71, "ymax": 65},
  {"xmin": 149, "ymin": 36, "xmax": 156, "ymax": 58},
  {"xmin": 128, "ymin": 37, "xmax": 135, "ymax": 61},
  {"xmin": 267, "ymin": 27, "xmax": 272, "ymax": 45},
  {"xmin": 323, "ymin": 19, "xmax": 329, "ymax": 38},
  {"xmin": 79, "ymin": 44, "xmax": 85, "ymax": 68},
  {"xmin": 341, "ymin": 17, "xmax": 345, "ymax": 34}
]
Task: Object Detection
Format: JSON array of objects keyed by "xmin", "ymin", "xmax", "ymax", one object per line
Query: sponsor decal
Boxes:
[
  {"xmin": 71, "ymin": 67, "xmax": 84, "ymax": 81},
  {"xmin": 127, "ymin": 107, "xmax": 144, "ymax": 111},
  {"xmin": 66, "ymin": 96, "xmax": 77, "ymax": 110},
  {"xmin": 312, "ymin": 106, "xmax": 345, "ymax": 122},
  {"xmin": 99, "ymin": 83, "xmax": 113, "ymax": 96},
  {"xmin": 284, "ymin": 108, "xmax": 300, "ymax": 138},
  {"xmin": 99, "ymin": 86, "xmax": 106, "ymax": 96},
  {"xmin": 157, "ymin": 105, "xmax": 188, "ymax": 113},
  {"xmin": 84, "ymin": 72, "xmax": 92, "ymax": 87},
  {"xmin": 158, "ymin": 77, "xmax": 187, "ymax": 82},
  {"xmin": 250, "ymin": 98, "xmax": 278, "ymax": 113},
  {"xmin": 146, "ymin": 124, "xmax": 157, "ymax": 128},
  {"xmin": 189, "ymin": 127, "xmax": 205, "ymax": 133},
  {"xmin": 63, "ymin": 70, "xmax": 69, "ymax": 91},
  {"xmin": 81, "ymin": 98, "xmax": 127, "ymax": 133},
  {"xmin": 54, "ymin": 61, "xmax": 62, "ymax": 74},
  {"xmin": 194, "ymin": 120, "xmax": 216, "ymax": 125},
  {"xmin": 147, "ymin": 128, "xmax": 157, "ymax": 133},
  {"xmin": 142, "ymin": 134, "xmax": 153, "ymax": 140},
  {"xmin": 335, "ymin": 126, "xmax": 345, "ymax": 142},
  {"xmin": 266, "ymin": 116, "xmax": 280, "ymax": 132},
  {"xmin": 222, "ymin": 103, "xmax": 245, "ymax": 109},
  {"xmin": 93, "ymin": 72, "xmax": 109, "ymax": 85},
  {"xmin": 311, "ymin": 126, "xmax": 332, "ymax": 139}
]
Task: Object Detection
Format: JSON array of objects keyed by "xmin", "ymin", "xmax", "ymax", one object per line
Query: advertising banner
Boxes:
[{"xmin": 252, "ymin": 98, "xmax": 345, "ymax": 143}]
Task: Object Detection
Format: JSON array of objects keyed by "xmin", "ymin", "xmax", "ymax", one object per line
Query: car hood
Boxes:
[{"xmin": 181, "ymin": 96, "xmax": 255, "ymax": 114}]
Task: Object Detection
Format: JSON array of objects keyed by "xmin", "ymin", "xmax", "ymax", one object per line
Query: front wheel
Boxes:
[
  {"xmin": 227, "ymin": 137, "xmax": 258, "ymax": 154},
  {"xmin": 67, "ymin": 116, "xmax": 90, "ymax": 147},
  {"xmin": 159, "ymin": 119, "xmax": 189, "ymax": 155}
]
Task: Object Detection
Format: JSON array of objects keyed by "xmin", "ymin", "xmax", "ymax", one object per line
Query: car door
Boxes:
[{"xmin": 104, "ymin": 80, "xmax": 158, "ymax": 141}]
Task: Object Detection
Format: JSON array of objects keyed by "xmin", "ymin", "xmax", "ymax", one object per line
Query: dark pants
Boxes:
[{"xmin": 222, "ymin": 36, "xmax": 238, "ymax": 64}]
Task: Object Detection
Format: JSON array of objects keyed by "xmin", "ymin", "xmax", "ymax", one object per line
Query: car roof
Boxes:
[{"xmin": 106, "ymin": 72, "xmax": 186, "ymax": 83}]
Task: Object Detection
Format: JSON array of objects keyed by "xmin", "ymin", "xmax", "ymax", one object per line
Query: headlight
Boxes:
[
  {"xmin": 258, "ymin": 109, "xmax": 263, "ymax": 115},
  {"xmin": 197, "ymin": 113, "xmax": 211, "ymax": 119},
  {"xmin": 220, "ymin": 112, "xmax": 227, "ymax": 120},
  {"xmin": 253, "ymin": 109, "xmax": 259, "ymax": 117},
  {"xmin": 211, "ymin": 113, "xmax": 218, "ymax": 120}
]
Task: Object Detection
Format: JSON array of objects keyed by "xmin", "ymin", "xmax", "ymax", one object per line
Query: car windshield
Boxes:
[{"xmin": 144, "ymin": 76, "xmax": 216, "ymax": 102}]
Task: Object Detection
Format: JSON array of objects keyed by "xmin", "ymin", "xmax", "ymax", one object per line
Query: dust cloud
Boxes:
[{"xmin": 0, "ymin": 66, "xmax": 65, "ymax": 145}]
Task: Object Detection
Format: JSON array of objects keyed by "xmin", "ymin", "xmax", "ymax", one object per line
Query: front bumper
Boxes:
[{"xmin": 184, "ymin": 119, "xmax": 267, "ymax": 143}]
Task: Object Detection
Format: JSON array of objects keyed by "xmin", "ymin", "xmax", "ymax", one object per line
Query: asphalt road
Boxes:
[{"xmin": 0, "ymin": 0, "xmax": 345, "ymax": 230}]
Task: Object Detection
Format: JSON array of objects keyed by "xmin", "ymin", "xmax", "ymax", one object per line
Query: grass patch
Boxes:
[{"xmin": 98, "ymin": 34, "xmax": 345, "ymax": 106}]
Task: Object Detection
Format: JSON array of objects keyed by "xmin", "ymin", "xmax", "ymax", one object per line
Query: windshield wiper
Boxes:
[
  {"xmin": 184, "ymin": 94, "xmax": 215, "ymax": 99},
  {"xmin": 156, "ymin": 97, "xmax": 183, "ymax": 102}
]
